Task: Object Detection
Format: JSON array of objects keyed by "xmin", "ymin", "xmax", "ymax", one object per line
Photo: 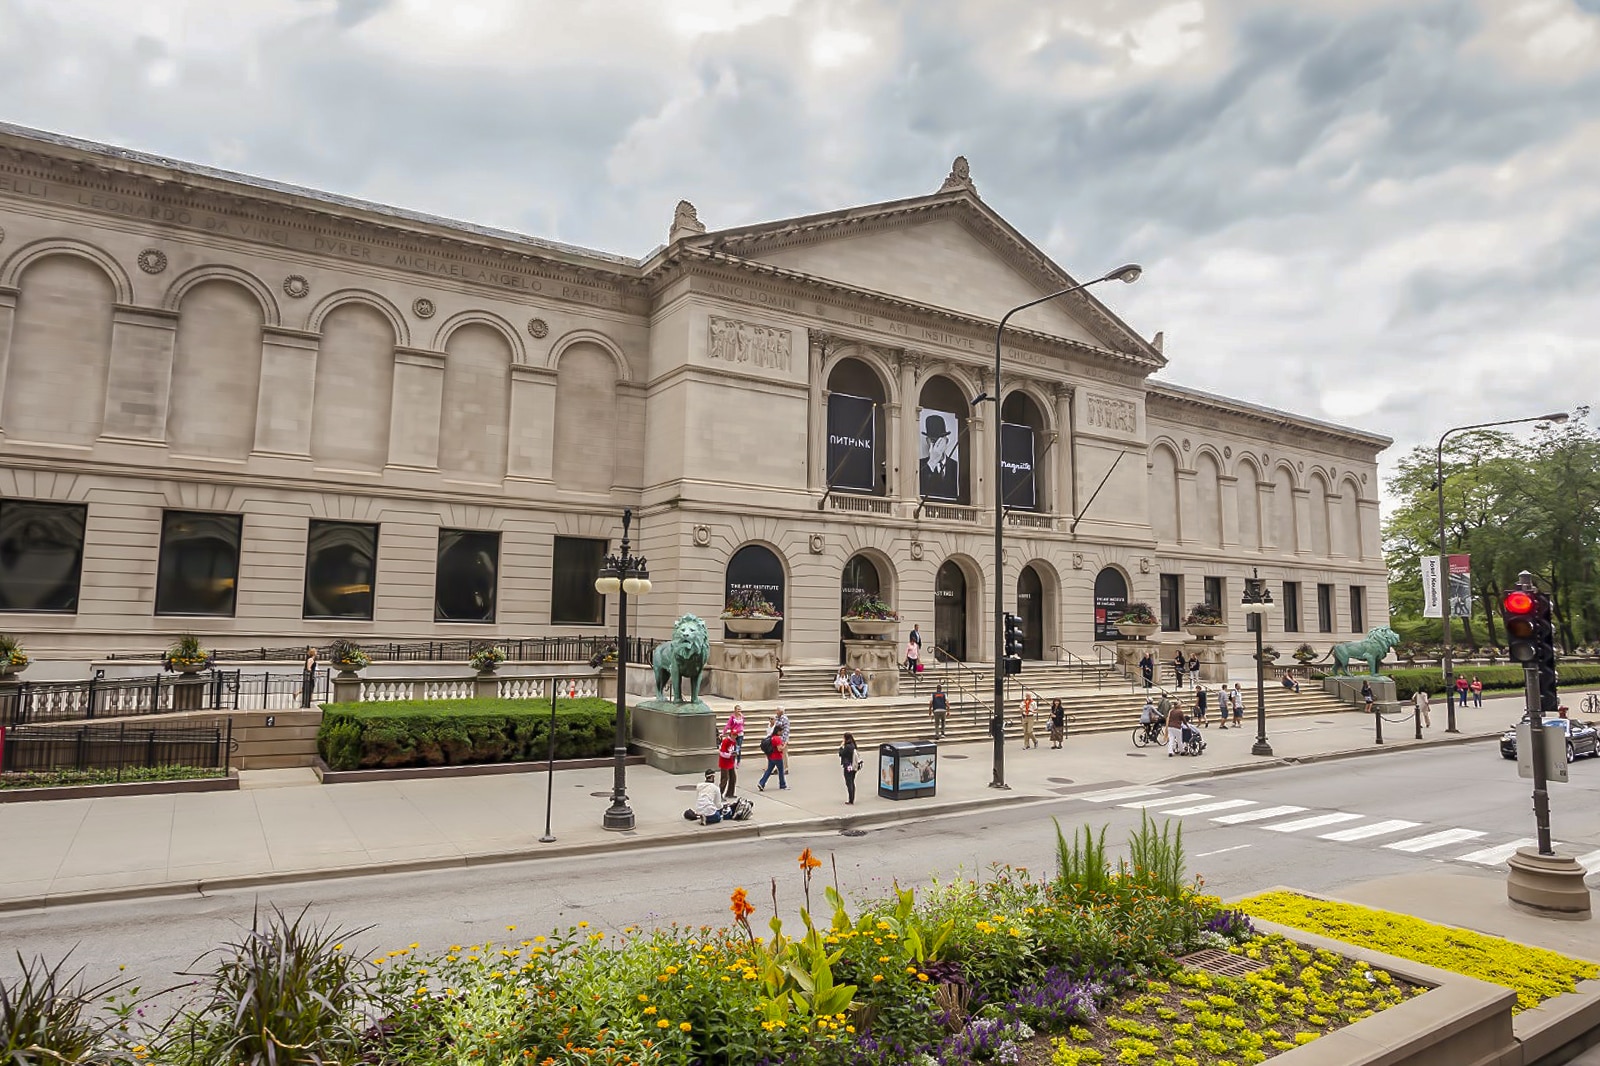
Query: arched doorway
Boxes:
[
  {"xmin": 1017, "ymin": 564, "xmax": 1044, "ymax": 660},
  {"xmin": 1093, "ymin": 567, "xmax": 1129, "ymax": 642},
  {"xmin": 934, "ymin": 560, "xmax": 968, "ymax": 662},
  {"xmin": 840, "ymin": 553, "xmax": 884, "ymax": 658},
  {"xmin": 725, "ymin": 544, "xmax": 785, "ymax": 641}
]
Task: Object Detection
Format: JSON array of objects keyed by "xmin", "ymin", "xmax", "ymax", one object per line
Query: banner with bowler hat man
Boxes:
[{"xmin": 918, "ymin": 408, "xmax": 961, "ymax": 501}]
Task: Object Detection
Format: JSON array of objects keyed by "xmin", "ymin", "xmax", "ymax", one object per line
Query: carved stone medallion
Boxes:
[
  {"xmin": 693, "ymin": 524, "xmax": 711, "ymax": 547},
  {"xmin": 282, "ymin": 275, "xmax": 310, "ymax": 299},
  {"xmin": 808, "ymin": 533, "xmax": 825, "ymax": 555},
  {"xmin": 527, "ymin": 317, "xmax": 549, "ymax": 339},
  {"xmin": 137, "ymin": 249, "xmax": 167, "ymax": 274},
  {"xmin": 412, "ymin": 298, "xmax": 436, "ymax": 319}
]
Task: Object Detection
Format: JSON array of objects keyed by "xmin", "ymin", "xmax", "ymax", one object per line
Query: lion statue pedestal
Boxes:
[{"xmin": 631, "ymin": 614, "xmax": 720, "ymax": 774}]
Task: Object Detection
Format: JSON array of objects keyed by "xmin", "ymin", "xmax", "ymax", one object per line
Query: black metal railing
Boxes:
[
  {"xmin": 0, "ymin": 669, "xmax": 331, "ymax": 727},
  {"xmin": 100, "ymin": 634, "xmax": 659, "ymax": 664},
  {"xmin": 0, "ymin": 719, "xmax": 230, "ymax": 777}
]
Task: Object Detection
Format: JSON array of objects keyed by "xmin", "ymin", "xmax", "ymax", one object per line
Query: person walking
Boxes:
[
  {"xmin": 839, "ymin": 732, "xmax": 860, "ymax": 804},
  {"xmin": 1231, "ymin": 683, "xmax": 1244, "ymax": 727},
  {"xmin": 1172, "ymin": 651, "xmax": 1187, "ymax": 689},
  {"xmin": 1140, "ymin": 652, "xmax": 1154, "ymax": 689},
  {"xmin": 1020, "ymin": 692, "xmax": 1038, "ymax": 749},
  {"xmin": 717, "ymin": 728, "xmax": 738, "ymax": 799},
  {"xmin": 904, "ymin": 636, "xmax": 920, "ymax": 675},
  {"xmin": 1166, "ymin": 698, "xmax": 1185, "ymax": 756},
  {"xmin": 1195, "ymin": 684, "xmax": 1209, "ymax": 727},
  {"xmin": 773, "ymin": 708, "xmax": 792, "ymax": 775},
  {"xmin": 1413, "ymin": 687, "xmax": 1431, "ymax": 729},
  {"xmin": 726, "ymin": 705, "xmax": 746, "ymax": 764},
  {"xmin": 908, "ymin": 623, "xmax": 923, "ymax": 663},
  {"xmin": 1187, "ymin": 654, "xmax": 1200, "ymax": 687},
  {"xmin": 1470, "ymin": 676, "xmax": 1483, "ymax": 707},
  {"xmin": 928, "ymin": 685, "xmax": 949, "ymax": 739},
  {"xmin": 758, "ymin": 729, "xmax": 787, "ymax": 790},
  {"xmin": 1049, "ymin": 697, "xmax": 1067, "ymax": 749}
]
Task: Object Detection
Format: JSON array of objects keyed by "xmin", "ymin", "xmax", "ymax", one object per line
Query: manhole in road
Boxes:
[
  {"xmin": 1126, "ymin": 752, "xmax": 1148, "ymax": 757},
  {"xmin": 1047, "ymin": 777, "xmax": 1075, "ymax": 784},
  {"xmin": 840, "ymin": 829, "xmax": 869, "ymax": 837}
]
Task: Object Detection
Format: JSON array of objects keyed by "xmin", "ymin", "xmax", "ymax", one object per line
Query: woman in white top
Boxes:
[{"xmin": 833, "ymin": 666, "xmax": 850, "ymax": 695}]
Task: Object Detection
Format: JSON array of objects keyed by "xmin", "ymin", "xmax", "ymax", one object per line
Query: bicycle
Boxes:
[
  {"xmin": 1581, "ymin": 693, "xmax": 1600, "ymax": 718},
  {"xmin": 1131, "ymin": 722, "xmax": 1168, "ymax": 748}
]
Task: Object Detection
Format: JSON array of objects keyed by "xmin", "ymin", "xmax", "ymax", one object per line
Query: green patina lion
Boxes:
[
  {"xmin": 1324, "ymin": 626, "xmax": 1403, "ymax": 676},
  {"xmin": 652, "ymin": 614, "xmax": 710, "ymax": 703}
]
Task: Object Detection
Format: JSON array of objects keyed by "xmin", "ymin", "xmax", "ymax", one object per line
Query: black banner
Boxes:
[
  {"xmin": 826, "ymin": 393, "xmax": 877, "ymax": 492},
  {"xmin": 1000, "ymin": 422, "xmax": 1036, "ymax": 511}
]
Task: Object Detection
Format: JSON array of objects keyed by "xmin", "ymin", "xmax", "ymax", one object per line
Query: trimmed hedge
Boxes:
[
  {"xmin": 1382, "ymin": 664, "xmax": 1600, "ymax": 701},
  {"xmin": 317, "ymin": 697, "xmax": 620, "ymax": 771}
]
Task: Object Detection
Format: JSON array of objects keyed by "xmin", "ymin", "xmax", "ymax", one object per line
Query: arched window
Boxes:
[
  {"xmin": 1194, "ymin": 452, "xmax": 1222, "ymax": 548},
  {"xmin": 825, "ymin": 357, "xmax": 888, "ymax": 496},
  {"xmin": 1309, "ymin": 473, "xmax": 1332, "ymax": 558},
  {"xmin": 1236, "ymin": 460, "xmax": 1262, "ymax": 551},
  {"xmin": 1271, "ymin": 467, "xmax": 1297, "ymax": 553},
  {"xmin": 726, "ymin": 544, "xmax": 785, "ymax": 641},
  {"xmin": 440, "ymin": 324, "xmax": 511, "ymax": 481},
  {"xmin": 933, "ymin": 560, "xmax": 968, "ymax": 661},
  {"xmin": 1017, "ymin": 564, "xmax": 1044, "ymax": 659}
]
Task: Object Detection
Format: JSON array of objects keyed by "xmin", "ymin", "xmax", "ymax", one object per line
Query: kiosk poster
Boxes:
[
  {"xmin": 999, "ymin": 422, "xmax": 1036, "ymax": 510},
  {"xmin": 918, "ymin": 408, "xmax": 961, "ymax": 501},
  {"xmin": 826, "ymin": 393, "xmax": 877, "ymax": 492}
]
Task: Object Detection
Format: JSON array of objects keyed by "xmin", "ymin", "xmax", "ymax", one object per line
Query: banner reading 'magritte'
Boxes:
[
  {"xmin": 1000, "ymin": 422, "xmax": 1036, "ymax": 511},
  {"xmin": 825, "ymin": 393, "xmax": 877, "ymax": 492}
]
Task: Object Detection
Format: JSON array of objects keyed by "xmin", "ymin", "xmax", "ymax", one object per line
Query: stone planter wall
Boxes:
[
  {"xmin": 704, "ymin": 639, "xmax": 781, "ymax": 701},
  {"xmin": 843, "ymin": 638, "xmax": 900, "ymax": 696}
]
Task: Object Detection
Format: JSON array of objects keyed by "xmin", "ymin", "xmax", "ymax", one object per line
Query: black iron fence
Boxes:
[
  {"xmin": 0, "ymin": 719, "xmax": 231, "ymax": 777},
  {"xmin": 100, "ymin": 634, "xmax": 658, "ymax": 664},
  {"xmin": 0, "ymin": 669, "xmax": 331, "ymax": 727}
]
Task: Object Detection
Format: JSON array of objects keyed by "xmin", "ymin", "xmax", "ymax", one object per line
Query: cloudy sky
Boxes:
[{"xmin": 2, "ymin": 0, "xmax": 1596, "ymax": 482}]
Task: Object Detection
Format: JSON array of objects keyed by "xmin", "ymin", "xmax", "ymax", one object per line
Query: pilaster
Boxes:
[
  {"xmin": 0, "ymin": 287, "xmax": 14, "ymax": 437},
  {"xmin": 896, "ymin": 350, "xmax": 920, "ymax": 510},
  {"xmin": 1293, "ymin": 486, "xmax": 1313, "ymax": 556},
  {"xmin": 101, "ymin": 305, "xmax": 178, "ymax": 442},
  {"xmin": 808, "ymin": 333, "xmax": 827, "ymax": 493},
  {"xmin": 1053, "ymin": 383, "xmax": 1074, "ymax": 522},
  {"xmin": 1219, "ymin": 473, "xmax": 1240, "ymax": 549}
]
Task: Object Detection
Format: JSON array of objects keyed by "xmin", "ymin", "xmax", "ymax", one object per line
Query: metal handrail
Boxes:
[{"xmin": 930, "ymin": 645, "xmax": 989, "ymax": 724}]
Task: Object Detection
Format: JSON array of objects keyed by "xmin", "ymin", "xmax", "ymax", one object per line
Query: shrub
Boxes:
[
  {"xmin": 1384, "ymin": 664, "xmax": 1600, "ymax": 700},
  {"xmin": 0, "ymin": 633, "xmax": 26, "ymax": 670},
  {"xmin": 164, "ymin": 634, "xmax": 212, "ymax": 672},
  {"xmin": 316, "ymin": 697, "xmax": 619, "ymax": 770},
  {"xmin": 1, "ymin": 952, "xmax": 131, "ymax": 1064},
  {"xmin": 1183, "ymin": 602, "xmax": 1223, "ymax": 626}
]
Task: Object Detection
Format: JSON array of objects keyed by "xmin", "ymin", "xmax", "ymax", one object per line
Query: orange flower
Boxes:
[
  {"xmin": 730, "ymin": 887, "xmax": 756, "ymax": 921},
  {"xmin": 798, "ymin": 848, "xmax": 822, "ymax": 871}
]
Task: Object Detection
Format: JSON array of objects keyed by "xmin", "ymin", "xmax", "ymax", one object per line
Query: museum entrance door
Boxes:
[
  {"xmin": 1018, "ymin": 564, "xmax": 1044, "ymax": 660},
  {"xmin": 934, "ymin": 560, "xmax": 967, "ymax": 663}
]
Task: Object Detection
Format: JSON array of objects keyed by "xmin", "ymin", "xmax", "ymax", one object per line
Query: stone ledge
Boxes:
[
  {"xmin": 0, "ymin": 770, "xmax": 239, "ymax": 803},
  {"xmin": 312, "ymin": 755, "xmax": 643, "ymax": 784}
]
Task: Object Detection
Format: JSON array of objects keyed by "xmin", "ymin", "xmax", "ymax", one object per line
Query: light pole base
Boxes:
[
  {"xmin": 1251, "ymin": 740, "xmax": 1275, "ymax": 757},
  {"xmin": 538, "ymin": 834, "xmax": 556, "ymax": 843},
  {"xmin": 602, "ymin": 803, "xmax": 635, "ymax": 832},
  {"xmin": 1506, "ymin": 849, "xmax": 1591, "ymax": 920},
  {"xmin": 988, "ymin": 781, "xmax": 1011, "ymax": 790}
]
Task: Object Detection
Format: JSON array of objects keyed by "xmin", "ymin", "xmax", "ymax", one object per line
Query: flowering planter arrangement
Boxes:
[
  {"xmin": 1115, "ymin": 603, "xmax": 1159, "ymax": 640},
  {"xmin": 0, "ymin": 633, "xmax": 27, "ymax": 678},
  {"xmin": 1183, "ymin": 603, "xmax": 1228, "ymax": 640},
  {"xmin": 327, "ymin": 637, "xmax": 371, "ymax": 676},
  {"xmin": 468, "ymin": 643, "xmax": 507, "ymax": 674},
  {"xmin": 162, "ymin": 634, "xmax": 213, "ymax": 674},
  {"xmin": 843, "ymin": 593, "xmax": 900, "ymax": 638},
  {"xmin": 722, "ymin": 589, "xmax": 783, "ymax": 637}
]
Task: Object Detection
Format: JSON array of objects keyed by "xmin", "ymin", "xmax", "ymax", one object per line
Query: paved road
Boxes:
[{"xmin": 4, "ymin": 738, "xmax": 1595, "ymax": 1009}]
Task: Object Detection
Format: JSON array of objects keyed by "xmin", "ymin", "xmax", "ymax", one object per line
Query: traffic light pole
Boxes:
[{"xmin": 1524, "ymin": 661, "xmax": 1554, "ymax": 856}]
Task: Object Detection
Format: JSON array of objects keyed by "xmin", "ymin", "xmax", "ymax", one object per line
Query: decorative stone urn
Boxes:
[
  {"xmin": 1184, "ymin": 623, "xmax": 1229, "ymax": 640},
  {"xmin": 0, "ymin": 660, "xmax": 26, "ymax": 679},
  {"xmin": 1116, "ymin": 622, "xmax": 1159, "ymax": 639},
  {"xmin": 842, "ymin": 617, "xmax": 898, "ymax": 638},
  {"xmin": 721, "ymin": 615, "xmax": 780, "ymax": 638}
]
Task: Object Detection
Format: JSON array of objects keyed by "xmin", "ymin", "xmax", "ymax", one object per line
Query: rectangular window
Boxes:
[
  {"xmin": 1282, "ymin": 582, "xmax": 1301, "ymax": 633},
  {"xmin": 1350, "ymin": 585, "xmax": 1366, "ymax": 633},
  {"xmin": 1159, "ymin": 573, "xmax": 1181, "ymax": 631},
  {"xmin": 551, "ymin": 536, "xmax": 607, "ymax": 625},
  {"xmin": 0, "ymin": 499, "xmax": 88, "ymax": 613},
  {"xmin": 1246, "ymin": 608, "xmax": 1261, "ymax": 634},
  {"xmin": 1204, "ymin": 576, "xmax": 1225, "ymax": 625},
  {"xmin": 156, "ymin": 511, "xmax": 243, "ymax": 617},
  {"xmin": 1317, "ymin": 583, "xmax": 1335, "ymax": 633},
  {"xmin": 435, "ymin": 529, "xmax": 500, "ymax": 623},
  {"xmin": 303, "ymin": 521, "xmax": 378, "ymax": 620}
]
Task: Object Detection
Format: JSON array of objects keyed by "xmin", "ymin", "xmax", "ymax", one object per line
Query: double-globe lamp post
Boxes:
[
  {"xmin": 1434, "ymin": 412, "xmax": 1567, "ymax": 734},
  {"xmin": 986, "ymin": 264, "xmax": 1142, "ymax": 789},
  {"xmin": 1240, "ymin": 567, "xmax": 1275, "ymax": 757},
  {"xmin": 595, "ymin": 507, "xmax": 651, "ymax": 831}
]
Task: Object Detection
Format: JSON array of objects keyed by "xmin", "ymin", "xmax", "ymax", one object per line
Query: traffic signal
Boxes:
[
  {"xmin": 1502, "ymin": 590, "xmax": 1538, "ymax": 663},
  {"xmin": 1534, "ymin": 593, "xmax": 1559, "ymax": 713},
  {"xmin": 1004, "ymin": 613, "xmax": 1024, "ymax": 674}
]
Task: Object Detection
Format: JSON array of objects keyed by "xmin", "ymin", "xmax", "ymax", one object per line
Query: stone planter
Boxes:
[
  {"xmin": 169, "ymin": 662, "xmax": 208, "ymax": 676},
  {"xmin": 721, "ymin": 615, "xmax": 780, "ymax": 637},
  {"xmin": 1115, "ymin": 621, "xmax": 1159, "ymax": 639},
  {"xmin": 842, "ymin": 617, "xmax": 898, "ymax": 638},
  {"xmin": 1184, "ymin": 623, "xmax": 1229, "ymax": 640},
  {"xmin": 0, "ymin": 661, "xmax": 26, "ymax": 679}
]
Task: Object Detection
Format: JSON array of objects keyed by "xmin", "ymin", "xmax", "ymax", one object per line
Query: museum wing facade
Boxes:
[{"xmin": 0, "ymin": 124, "xmax": 1390, "ymax": 663}]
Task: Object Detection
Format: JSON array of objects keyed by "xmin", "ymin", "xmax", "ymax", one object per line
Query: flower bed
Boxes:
[
  {"xmin": 317, "ymin": 697, "xmax": 618, "ymax": 770},
  {"xmin": 0, "ymin": 765, "xmax": 224, "ymax": 790},
  {"xmin": 1238, "ymin": 890, "xmax": 1599, "ymax": 1013}
]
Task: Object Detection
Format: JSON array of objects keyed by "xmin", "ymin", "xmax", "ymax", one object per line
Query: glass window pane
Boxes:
[
  {"xmin": 1204, "ymin": 576, "xmax": 1225, "ymax": 624},
  {"xmin": 1282, "ymin": 582, "xmax": 1300, "ymax": 633},
  {"xmin": 435, "ymin": 529, "xmax": 499, "ymax": 622},
  {"xmin": 1350, "ymin": 586, "xmax": 1365, "ymax": 632},
  {"xmin": 0, "ymin": 500, "xmax": 88, "ymax": 612},
  {"xmin": 1159, "ymin": 574, "xmax": 1180, "ymax": 631},
  {"xmin": 1317, "ymin": 583, "xmax": 1334, "ymax": 633},
  {"xmin": 551, "ymin": 536, "xmax": 606, "ymax": 625},
  {"xmin": 156, "ymin": 511, "xmax": 242, "ymax": 616},
  {"xmin": 304, "ymin": 521, "xmax": 378, "ymax": 620}
]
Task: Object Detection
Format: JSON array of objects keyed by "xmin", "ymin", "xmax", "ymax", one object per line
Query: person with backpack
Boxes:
[
  {"xmin": 928, "ymin": 686, "xmax": 949, "ymax": 739},
  {"xmin": 758, "ymin": 728, "xmax": 787, "ymax": 791}
]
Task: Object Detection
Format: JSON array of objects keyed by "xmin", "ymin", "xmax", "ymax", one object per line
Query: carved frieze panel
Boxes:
[
  {"xmin": 708, "ymin": 315, "xmax": 792, "ymax": 372},
  {"xmin": 1084, "ymin": 393, "xmax": 1139, "ymax": 435}
]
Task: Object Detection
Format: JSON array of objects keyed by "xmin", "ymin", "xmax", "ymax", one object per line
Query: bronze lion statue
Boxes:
[
  {"xmin": 1325, "ymin": 626, "xmax": 1403, "ymax": 676},
  {"xmin": 652, "ymin": 614, "xmax": 710, "ymax": 703}
]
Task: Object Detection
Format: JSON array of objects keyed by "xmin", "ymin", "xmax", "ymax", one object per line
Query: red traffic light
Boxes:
[{"xmin": 1503, "ymin": 590, "xmax": 1535, "ymax": 614}]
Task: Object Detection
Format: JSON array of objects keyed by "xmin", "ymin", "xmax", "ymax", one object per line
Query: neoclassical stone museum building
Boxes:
[{"xmin": 0, "ymin": 122, "xmax": 1389, "ymax": 667}]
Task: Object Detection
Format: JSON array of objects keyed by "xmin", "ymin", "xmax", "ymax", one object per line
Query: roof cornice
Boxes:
[{"xmin": 1146, "ymin": 380, "xmax": 1393, "ymax": 451}]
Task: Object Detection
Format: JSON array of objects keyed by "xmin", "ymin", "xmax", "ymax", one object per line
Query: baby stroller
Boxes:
[{"xmin": 1177, "ymin": 723, "xmax": 1206, "ymax": 757}]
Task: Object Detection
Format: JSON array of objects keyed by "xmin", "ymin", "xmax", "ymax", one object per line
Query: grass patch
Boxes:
[
  {"xmin": 1382, "ymin": 665, "xmax": 1600, "ymax": 701},
  {"xmin": 317, "ymin": 697, "xmax": 618, "ymax": 770},
  {"xmin": 0, "ymin": 765, "xmax": 224, "ymax": 790},
  {"xmin": 1238, "ymin": 890, "xmax": 1599, "ymax": 1012}
]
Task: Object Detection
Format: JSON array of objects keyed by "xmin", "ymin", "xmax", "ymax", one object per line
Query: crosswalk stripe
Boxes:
[
  {"xmin": 1073, "ymin": 786, "xmax": 1169, "ymax": 803},
  {"xmin": 1160, "ymin": 799, "xmax": 1257, "ymax": 817},
  {"xmin": 1264, "ymin": 812, "xmax": 1365, "ymax": 833},
  {"xmin": 1212, "ymin": 805, "xmax": 1307, "ymax": 824},
  {"xmin": 1320, "ymin": 819, "xmax": 1420, "ymax": 842},
  {"xmin": 1384, "ymin": 828, "xmax": 1486, "ymax": 853},
  {"xmin": 1456, "ymin": 839, "xmax": 1538, "ymax": 866},
  {"xmin": 1573, "ymin": 849, "xmax": 1600, "ymax": 872},
  {"xmin": 1119, "ymin": 792, "xmax": 1212, "ymax": 809}
]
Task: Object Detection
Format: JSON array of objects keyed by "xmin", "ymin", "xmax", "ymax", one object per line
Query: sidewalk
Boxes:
[{"xmin": 0, "ymin": 693, "xmax": 1531, "ymax": 913}]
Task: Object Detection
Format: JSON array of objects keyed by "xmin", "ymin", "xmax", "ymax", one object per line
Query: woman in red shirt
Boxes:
[
  {"xmin": 1470, "ymin": 676, "xmax": 1483, "ymax": 707},
  {"xmin": 717, "ymin": 729, "xmax": 738, "ymax": 799},
  {"xmin": 1455, "ymin": 675, "xmax": 1470, "ymax": 705}
]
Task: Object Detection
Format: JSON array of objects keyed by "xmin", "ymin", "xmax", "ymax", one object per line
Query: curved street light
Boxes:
[
  {"xmin": 1435, "ymin": 412, "xmax": 1568, "ymax": 733},
  {"xmin": 986, "ymin": 264, "xmax": 1142, "ymax": 789}
]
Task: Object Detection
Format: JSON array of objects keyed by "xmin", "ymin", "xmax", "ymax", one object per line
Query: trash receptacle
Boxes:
[{"xmin": 877, "ymin": 740, "xmax": 937, "ymax": 800}]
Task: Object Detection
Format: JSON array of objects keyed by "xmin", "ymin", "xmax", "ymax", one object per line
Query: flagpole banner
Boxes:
[
  {"xmin": 1421, "ymin": 555, "xmax": 1443, "ymax": 618},
  {"xmin": 1447, "ymin": 554, "xmax": 1472, "ymax": 618},
  {"xmin": 999, "ymin": 422, "xmax": 1036, "ymax": 510},
  {"xmin": 918, "ymin": 407, "xmax": 961, "ymax": 501},
  {"xmin": 825, "ymin": 393, "xmax": 877, "ymax": 492}
]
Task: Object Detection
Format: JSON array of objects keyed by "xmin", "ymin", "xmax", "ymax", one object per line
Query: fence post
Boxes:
[
  {"xmin": 86, "ymin": 673, "xmax": 98, "ymax": 720},
  {"xmin": 222, "ymin": 718, "xmax": 233, "ymax": 774},
  {"xmin": 117, "ymin": 721, "xmax": 126, "ymax": 782},
  {"xmin": 145, "ymin": 728, "xmax": 156, "ymax": 768},
  {"xmin": 76, "ymin": 726, "xmax": 87, "ymax": 771}
]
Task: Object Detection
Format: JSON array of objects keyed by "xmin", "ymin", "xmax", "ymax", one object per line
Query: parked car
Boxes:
[{"xmin": 1500, "ymin": 717, "xmax": 1599, "ymax": 763}]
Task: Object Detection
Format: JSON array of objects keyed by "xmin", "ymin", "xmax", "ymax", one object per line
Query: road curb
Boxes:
[
  {"xmin": 0, "ymin": 793, "xmax": 1042, "ymax": 914},
  {"xmin": 1153, "ymin": 729, "xmax": 1500, "ymax": 785}
]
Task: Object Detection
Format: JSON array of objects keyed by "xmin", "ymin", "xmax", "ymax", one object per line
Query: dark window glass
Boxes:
[
  {"xmin": 303, "ymin": 521, "xmax": 378, "ymax": 620},
  {"xmin": 1350, "ymin": 586, "xmax": 1366, "ymax": 632},
  {"xmin": 1204, "ymin": 576, "xmax": 1225, "ymax": 624},
  {"xmin": 1159, "ymin": 574, "xmax": 1181, "ymax": 631},
  {"xmin": 156, "ymin": 511, "xmax": 242, "ymax": 616},
  {"xmin": 1092, "ymin": 567, "xmax": 1127, "ymax": 642},
  {"xmin": 727, "ymin": 543, "xmax": 786, "ymax": 642},
  {"xmin": 435, "ymin": 529, "xmax": 499, "ymax": 622},
  {"xmin": 1317, "ymin": 583, "xmax": 1334, "ymax": 633},
  {"xmin": 552, "ymin": 536, "xmax": 607, "ymax": 625},
  {"xmin": 0, "ymin": 500, "xmax": 88, "ymax": 612},
  {"xmin": 1282, "ymin": 582, "xmax": 1301, "ymax": 633}
]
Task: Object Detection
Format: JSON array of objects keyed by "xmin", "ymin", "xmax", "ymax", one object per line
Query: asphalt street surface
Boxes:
[{"xmin": 3, "ymin": 737, "xmax": 1595, "ymax": 1010}]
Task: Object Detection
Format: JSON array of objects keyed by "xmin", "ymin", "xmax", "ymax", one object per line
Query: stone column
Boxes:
[
  {"xmin": 506, "ymin": 362, "xmax": 557, "ymax": 482},
  {"xmin": 252, "ymin": 326, "xmax": 319, "ymax": 457},
  {"xmin": 101, "ymin": 306, "xmax": 179, "ymax": 442},
  {"xmin": 1054, "ymin": 383, "xmax": 1074, "ymax": 521},
  {"xmin": 897, "ymin": 351, "xmax": 920, "ymax": 511},
  {"xmin": 387, "ymin": 347, "xmax": 446, "ymax": 469},
  {"xmin": 0, "ymin": 287, "xmax": 15, "ymax": 437}
]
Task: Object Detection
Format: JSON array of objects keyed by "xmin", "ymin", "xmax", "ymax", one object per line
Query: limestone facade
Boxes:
[{"xmin": 0, "ymin": 125, "xmax": 1389, "ymax": 665}]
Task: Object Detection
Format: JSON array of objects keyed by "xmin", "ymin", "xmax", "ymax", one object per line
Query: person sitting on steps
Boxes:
[
  {"xmin": 848, "ymin": 668, "xmax": 869, "ymax": 699},
  {"xmin": 684, "ymin": 770, "xmax": 737, "ymax": 824}
]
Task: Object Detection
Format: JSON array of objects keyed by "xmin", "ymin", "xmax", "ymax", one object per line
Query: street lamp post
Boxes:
[
  {"xmin": 594, "ymin": 507, "xmax": 651, "ymax": 831},
  {"xmin": 1434, "ymin": 412, "xmax": 1567, "ymax": 733},
  {"xmin": 1240, "ymin": 568, "xmax": 1275, "ymax": 757},
  {"xmin": 983, "ymin": 264, "xmax": 1142, "ymax": 789}
]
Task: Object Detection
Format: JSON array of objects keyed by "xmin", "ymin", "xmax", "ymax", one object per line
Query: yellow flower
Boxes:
[
  {"xmin": 657, "ymin": 1019, "xmax": 670, "ymax": 1029},
  {"xmin": 679, "ymin": 1022, "xmax": 692, "ymax": 1032},
  {"xmin": 643, "ymin": 1007, "xmax": 657, "ymax": 1015},
  {"xmin": 578, "ymin": 921, "xmax": 589, "ymax": 928}
]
